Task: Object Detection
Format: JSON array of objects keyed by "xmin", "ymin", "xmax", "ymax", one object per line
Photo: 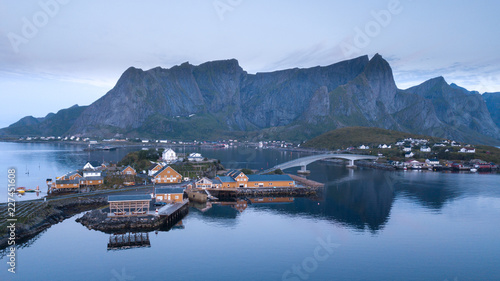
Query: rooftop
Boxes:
[
  {"xmin": 55, "ymin": 179, "xmax": 80, "ymax": 184},
  {"xmin": 108, "ymin": 195, "xmax": 151, "ymax": 202},
  {"xmin": 81, "ymin": 176, "xmax": 103, "ymax": 181},
  {"xmin": 217, "ymin": 176, "xmax": 235, "ymax": 182},
  {"xmin": 247, "ymin": 174, "xmax": 293, "ymax": 182},
  {"xmin": 155, "ymin": 187, "xmax": 185, "ymax": 194}
]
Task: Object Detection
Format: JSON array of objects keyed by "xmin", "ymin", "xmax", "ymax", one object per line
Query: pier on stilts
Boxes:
[
  {"xmin": 288, "ymin": 174, "xmax": 325, "ymax": 188},
  {"xmin": 107, "ymin": 232, "xmax": 151, "ymax": 250}
]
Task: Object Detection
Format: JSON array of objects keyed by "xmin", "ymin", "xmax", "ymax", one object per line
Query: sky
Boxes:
[{"xmin": 1, "ymin": 0, "xmax": 500, "ymax": 128}]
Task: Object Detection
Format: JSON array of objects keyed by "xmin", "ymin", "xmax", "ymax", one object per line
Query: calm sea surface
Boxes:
[{"xmin": 1, "ymin": 142, "xmax": 499, "ymax": 280}]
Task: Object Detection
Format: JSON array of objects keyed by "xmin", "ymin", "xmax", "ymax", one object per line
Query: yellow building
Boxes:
[
  {"xmin": 155, "ymin": 187, "xmax": 184, "ymax": 203},
  {"xmin": 80, "ymin": 176, "xmax": 103, "ymax": 186},
  {"xmin": 54, "ymin": 179, "xmax": 80, "ymax": 189},
  {"xmin": 246, "ymin": 174, "xmax": 295, "ymax": 188},
  {"xmin": 148, "ymin": 163, "xmax": 164, "ymax": 176},
  {"xmin": 121, "ymin": 165, "xmax": 137, "ymax": 176},
  {"xmin": 58, "ymin": 172, "xmax": 82, "ymax": 181},
  {"xmin": 195, "ymin": 177, "xmax": 222, "ymax": 189},
  {"xmin": 215, "ymin": 176, "xmax": 237, "ymax": 189},
  {"xmin": 121, "ymin": 165, "xmax": 136, "ymax": 186},
  {"xmin": 217, "ymin": 170, "xmax": 296, "ymax": 188},
  {"xmin": 152, "ymin": 166, "xmax": 182, "ymax": 184}
]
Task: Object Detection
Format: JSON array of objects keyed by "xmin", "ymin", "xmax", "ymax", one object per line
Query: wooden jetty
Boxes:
[
  {"xmin": 107, "ymin": 232, "xmax": 150, "ymax": 250},
  {"xmin": 156, "ymin": 200, "xmax": 190, "ymax": 227},
  {"xmin": 288, "ymin": 174, "xmax": 325, "ymax": 188}
]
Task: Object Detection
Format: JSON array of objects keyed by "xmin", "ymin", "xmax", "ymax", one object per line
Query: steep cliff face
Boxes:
[
  {"xmin": 240, "ymin": 55, "xmax": 369, "ymax": 128},
  {"xmin": 483, "ymin": 92, "xmax": 500, "ymax": 129},
  {"xmin": 404, "ymin": 78, "xmax": 500, "ymax": 143},
  {"xmin": 3, "ymin": 55, "xmax": 499, "ymax": 144},
  {"xmin": 68, "ymin": 55, "xmax": 371, "ymax": 137}
]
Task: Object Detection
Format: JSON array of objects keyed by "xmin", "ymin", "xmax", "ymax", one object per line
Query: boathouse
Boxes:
[
  {"xmin": 216, "ymin": 176, "xmax": 237, "ymax": 188},
  {"xmin": 54, "ymin": 179, "xmax": 80, "ymax": 189},
  {"xmin": 246, "ymin": 174, "xmax": 295, "ymax": 188},
  {"xmin": 226, "ymin": 170, "xmax": 249, "ymax": 188},
  {"xmin": 108, "ymin": 195, "xmax": 151, "ymax": 216},
  {"xmin": 216, "ymin": 171, "xmax": 296, "ymax": 189}
]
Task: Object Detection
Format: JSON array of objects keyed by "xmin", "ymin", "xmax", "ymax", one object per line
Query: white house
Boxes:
[
  {"xmin": 188, "ymin": 152, "xmax": 204, "ymax": 162},
  {"xmin": 83, "ymin": 169, "xmax": 101, "ymax": 177},
  {"xmin": 378, "ymin": 144, "xmax": 391, "ymax": 149},
  {"xmin": 420, "ymin": 146, "xmax": 431, "ymax": 152},
  {"xmin": 162, "ymin": 148, "xmax": 177, "ymax": 163},
  {"xmin": 358, "ymin": 145, "xmax": 370, "ymax": 150},
  {"xmin": 83, "ymin": 162, "xmax": 95, "ymax": 170},
  {"xmin": 459, "ymin": 147, "xmax": 476, "ymax": 153},
  {"xmin": 425, "ymin": 159, "xmax": 440, "ymax": 165},
  {"xmin": 405, "ymin": 152, "xmax": 414, "ymax": 158},
  {"xmin": 403, "ymin": 146, "xmax": 412, "ymax": 152}
]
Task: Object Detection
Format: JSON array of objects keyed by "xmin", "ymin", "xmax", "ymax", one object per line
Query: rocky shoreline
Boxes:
[
  {"xmin": 0, "ymin": 197, "xmax": 107, "ymax": 250},
  {"xmin": 77, "ymin": 210, "xmax": 165, "ymax": 233},
  {"xmin": 76, "ymin": 202, "xmax": 190, "ymax": 233}
]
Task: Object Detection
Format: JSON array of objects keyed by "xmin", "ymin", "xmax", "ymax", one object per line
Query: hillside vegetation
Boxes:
[{"xmin": 303, "ymin": 127, "xmax": 440, "ymax": 150}]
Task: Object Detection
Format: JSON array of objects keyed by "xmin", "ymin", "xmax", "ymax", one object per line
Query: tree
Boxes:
[
  {"xmin": 241, "ymin": 168, "xmax": 253, "ymax": 175},
  {"xmin": 274, "ymin": 169, "xmax": 284, "ymax": 175}
]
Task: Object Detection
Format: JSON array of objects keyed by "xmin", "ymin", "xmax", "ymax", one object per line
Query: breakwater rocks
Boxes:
[
  {"xmin": 207, "ymin": 186, "xmax": 319, "ymax": 199},
  {"xmin": 76, "ymin": 203, "xmax": 190, "ymax": 233},
  {"xmin": 0, "ymin": 197, "xmax": 107, "ymax": 250},
  {"xmin": 77, "ymin": 210, "xmax": 165, "ymax": 233}
]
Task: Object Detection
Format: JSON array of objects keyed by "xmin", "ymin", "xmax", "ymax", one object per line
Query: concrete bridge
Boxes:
[{"xmin": 259, "ymin": 153, "xmax": 378, "ymax": 174}]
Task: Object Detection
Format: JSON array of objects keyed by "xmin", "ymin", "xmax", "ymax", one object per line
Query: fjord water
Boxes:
[{"xmin": 1, "ymin": 142, "xmax": 500, "ymax": 280}]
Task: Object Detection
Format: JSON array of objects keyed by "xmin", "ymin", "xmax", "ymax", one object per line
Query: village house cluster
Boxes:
[
  {"xmin": 48, "ymin": 161, "xmax": 139, "ymax": 192},
  {"xmin": 352, "ymin": 138, "xmax": 496, "ymax": 172}
]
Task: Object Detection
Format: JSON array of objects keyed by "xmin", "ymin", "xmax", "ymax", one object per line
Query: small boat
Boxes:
[{"xmin": 470, "ymin": 168, "xmax": 478, "ymax": 172}]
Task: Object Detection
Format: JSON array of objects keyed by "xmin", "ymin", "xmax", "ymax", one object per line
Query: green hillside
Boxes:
[{"xmin": 302, "ymin": 127, "xmax": 441, "ymax": 150}]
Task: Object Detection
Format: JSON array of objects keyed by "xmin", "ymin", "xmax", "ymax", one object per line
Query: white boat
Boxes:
[{"xmin": 470, "ymin": 168, "xmax": 478, "ymax": 172}]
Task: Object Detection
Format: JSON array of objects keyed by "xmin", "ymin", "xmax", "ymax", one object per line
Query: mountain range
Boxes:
[{"xmin": 1, "ymin": 54, "xmax": 499, "ymax": 145}]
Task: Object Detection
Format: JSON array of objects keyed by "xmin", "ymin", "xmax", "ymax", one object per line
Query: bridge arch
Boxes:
[{"xmin": 259, "ymin": 153, "xmax": 378, "ymax": 174}]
